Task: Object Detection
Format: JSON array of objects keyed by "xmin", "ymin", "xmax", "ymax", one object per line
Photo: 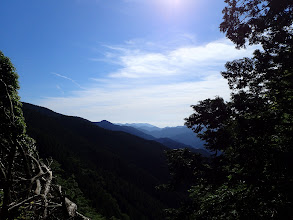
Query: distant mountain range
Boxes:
[
  {"xmin": 94, "ymin": 120, "xmax": 209, "ymax": 156},
  {"xmin": 118, "ymin": 123, "xmax": 162, "ymax": 132},
  {"xmin": 97, "ymin": 120, "xmax": 156, "ymax": 140},
  {"xmin": 97, "ymin": 121, "xmax": 207, "ymax": 152}
]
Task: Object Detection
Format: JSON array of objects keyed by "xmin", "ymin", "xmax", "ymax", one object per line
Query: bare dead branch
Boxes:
[
  {"xmin": 76, "ymin": 211, "xmax": 91, "ymax": 220},
  {"xmin": 8, "ymin": 194, "xmax": 41, "ymax": 212}
]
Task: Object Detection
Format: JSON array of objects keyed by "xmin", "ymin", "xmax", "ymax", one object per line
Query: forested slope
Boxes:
[{"xmin": 22, "ymin": 103, "xmax": 180, "ymax": 220}]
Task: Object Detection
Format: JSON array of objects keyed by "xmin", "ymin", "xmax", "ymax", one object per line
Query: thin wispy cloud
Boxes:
[
  {"xmin": 51, "ymin": 72, "xmax": 84, "ymax": 89},
  {"xmin": 56, "ymin": 85, "xmax": 65, "ymax": 95},
  {"xmin": 102, "ymin": 38, "xmax": 259, "ymax": 79}
]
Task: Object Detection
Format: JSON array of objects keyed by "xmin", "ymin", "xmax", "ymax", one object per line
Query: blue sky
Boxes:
[{"xmin": 0, "ymin": 0, "xmax": 258, "ymax": 127}]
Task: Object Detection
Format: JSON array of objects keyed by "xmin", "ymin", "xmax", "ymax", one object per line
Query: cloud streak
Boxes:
[{"xmin": 51, "ymin": 72, "xmax": 84, "ymax": 89}]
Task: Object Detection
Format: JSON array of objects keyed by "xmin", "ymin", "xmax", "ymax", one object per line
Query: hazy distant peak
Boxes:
[
  {"xmin": 99, "ymin": 120, "xmax": 114, "ymax": 125},
  {"xmin": 119, "ymin": 123, "xmax": 162, "ymax": 132},
  {"xmin": 124, "ymin": 123, "xmax": 159, "ymax": 128}
]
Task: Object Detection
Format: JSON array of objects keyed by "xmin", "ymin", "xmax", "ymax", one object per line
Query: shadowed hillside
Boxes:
[{"xmin": 22, "ymin": 103, "xmax": 181, "ymax": 220}]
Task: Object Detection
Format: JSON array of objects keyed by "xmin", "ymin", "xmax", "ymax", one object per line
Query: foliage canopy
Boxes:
[{"xmin": 166, "ymin": 0, "xmax": 293, "ymax": 219}]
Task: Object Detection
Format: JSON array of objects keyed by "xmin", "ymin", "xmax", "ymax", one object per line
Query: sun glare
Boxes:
[
  {"xmin": 151, "ymin": 0, "xmax": 194, "ymax": 23},
  {"xmin": 170, "ymin": 0, "xmax": 181, "ymax": 6},
  {"xmin": 161, "ymin": 0, "xmax": 181, "ymax": 8},
  {"xmin": 154, "ymin": 0, "xmax": 196, "ymax": 19}
]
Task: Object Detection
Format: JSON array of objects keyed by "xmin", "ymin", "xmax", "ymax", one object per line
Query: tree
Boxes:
[
  {"xmin": 220, "ymin": 0, "xmax": 293, "ymax": 49},
  {"xmin": 0, "ymin": 50, "xmax": 36, "ymax": 219},
  {"xmin": 0, "ymin": 51, "xmax": 89, "ymax": 219},
  {"xmin": 166, "ymin": 0, "xmax": 293, "ymax": 219}
]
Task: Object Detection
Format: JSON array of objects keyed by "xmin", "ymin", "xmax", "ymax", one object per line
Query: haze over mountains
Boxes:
[
  {"xmin": 119, "ymin": 123, "xmax": 162, "ymax": 132},
  {"xmin": 95, "ymin": 121, "xmax": 207, "ymax": 154},
  {"xmin": 129, "ymin": 123, "xmax": 204, "ymax": 149}
]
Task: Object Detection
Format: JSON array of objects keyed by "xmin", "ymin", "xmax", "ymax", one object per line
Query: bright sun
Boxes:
[
  {"xmin": 153, "ymin": 0, "xmax": 196, "ymax": 22},
  {"xmin": 158, "ymin": 0, "xmax": 193, "ymax": 11},
  {"xmin": 156, "ymin": 0, "xmax": 187, "ymax": 17},
  {"xmin": 163, "ymin": 0, "xmax": 181, "ymax": 7}
]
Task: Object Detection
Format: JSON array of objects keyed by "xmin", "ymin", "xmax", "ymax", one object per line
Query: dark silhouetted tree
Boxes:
[
  {"xmin": 0, "ymin": 51, "xmax": 90, "ymax": 219},
  {"xmin": 166, "ymin": 0, "xmax": 293, "ymax": 219}
]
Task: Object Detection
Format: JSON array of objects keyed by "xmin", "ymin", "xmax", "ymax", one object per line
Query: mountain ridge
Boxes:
[
  {"xmin": 118, "ymin": 122, "xmax": 205, "ymax": 149},
  {"xmin": 22, "ymin": 102, "xmax": 181, "ymax": 220},
  {"xmin": 95, "ymin": 120, "xmax": 209, "ymax": 156},
  {"xmin": 117, "ymin": 123, "xmax": 162, "ymax": 132}
]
